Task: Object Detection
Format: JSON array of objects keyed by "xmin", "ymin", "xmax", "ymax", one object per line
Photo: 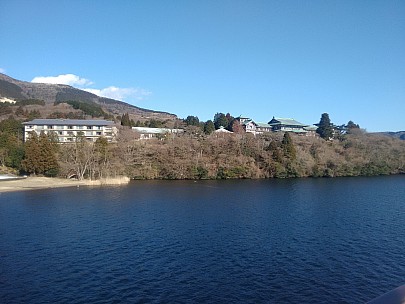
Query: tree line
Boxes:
[
  {"xmin": 0, "ymin": 113, "xmax": 403, "ymax": 180},
  {"xmin": 182, "ymin": 112, "xmax": 362, "ymax": 139}
]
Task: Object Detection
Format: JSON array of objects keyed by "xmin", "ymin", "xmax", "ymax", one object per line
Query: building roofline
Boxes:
[{"xmin": 22, "ymin": 119, "xmax": 115, "ymax": 126}]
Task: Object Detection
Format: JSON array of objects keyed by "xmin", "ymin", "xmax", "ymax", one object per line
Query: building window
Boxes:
[
  {"xmin": 87, "ymin": 126, "xmax": 92, "ymax": 130},
  {"xmin": 68, "ymin": 126, "xmax": 73, "ymax": 129},
  {"xmin": 96, "ymin": 132, "xmax": 102, "ymax": 136}
]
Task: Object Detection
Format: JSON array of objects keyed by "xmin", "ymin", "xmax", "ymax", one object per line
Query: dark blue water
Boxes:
[{"xmin": 0, "ymin": 176, "xmax": 404, "ymax": 303}]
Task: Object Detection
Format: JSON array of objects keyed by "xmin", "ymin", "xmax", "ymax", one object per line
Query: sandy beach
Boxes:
[{"xmin": 0, "ymin": 176, "xmax": 130, "ymax": 193}]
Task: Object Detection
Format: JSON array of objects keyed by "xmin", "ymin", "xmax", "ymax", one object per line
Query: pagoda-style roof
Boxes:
[
  {"xmin": 268, "ymin": 117, "xmax": 307, "ymax": 127},
  {"xmin": 242, "ymin": 120, "xmax": 271, "ymax": 128}
]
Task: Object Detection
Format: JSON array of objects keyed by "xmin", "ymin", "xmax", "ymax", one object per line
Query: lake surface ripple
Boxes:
[{"xmin": 0, "ymin": 176, "xmax": 404, "ymax": 303}]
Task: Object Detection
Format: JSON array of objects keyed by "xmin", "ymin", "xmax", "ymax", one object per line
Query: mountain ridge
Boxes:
[{"xmin": 0, "ymin": 73, "xmax": 176, "ymax": 119}]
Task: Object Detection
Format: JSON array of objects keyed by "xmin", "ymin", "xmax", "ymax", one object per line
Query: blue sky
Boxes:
[{"xmin": 1, "ymin": 0, "xmax": 404, "ymax": 131}]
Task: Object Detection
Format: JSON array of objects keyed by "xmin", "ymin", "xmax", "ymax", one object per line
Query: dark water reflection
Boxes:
[{"xmin": 0, "ymin": 176, "xmax": 404, "ymax": 303}]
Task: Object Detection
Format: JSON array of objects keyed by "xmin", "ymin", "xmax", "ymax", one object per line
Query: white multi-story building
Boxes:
[
  {"xmin": 22, "ymin": 119, "xmax": 118, "ymax": 143},
  {"xmin": 132, "ymin": 127, "xmax": 183, "ymax": 140}
]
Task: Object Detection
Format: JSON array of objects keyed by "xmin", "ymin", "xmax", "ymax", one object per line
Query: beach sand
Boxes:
[{"xmin": 0, "ymin": 176, "xmax": 130, "ymax": 193}]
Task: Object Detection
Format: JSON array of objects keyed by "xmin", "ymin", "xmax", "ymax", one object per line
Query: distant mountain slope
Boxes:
[
  {"xmin": 0, "ymin": 73, "xmax": 176, "ymax": 119},
  {"xmin": 375, "ymin": 131, "xmax": 405, "ymax": 140}
]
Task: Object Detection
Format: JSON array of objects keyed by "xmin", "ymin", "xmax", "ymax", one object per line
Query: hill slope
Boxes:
[
  {"xmin": 373, "ymin": 131, "xmax": 405, "ymax": 140},
  {"xmin": 0, "ymin": 73, "xmax": 176, "ymax": 119}
]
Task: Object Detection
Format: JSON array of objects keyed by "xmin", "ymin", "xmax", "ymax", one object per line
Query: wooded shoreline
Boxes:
[{"xmin": 1, "ymin": 116, "xmax": 404, "ymax": 182}]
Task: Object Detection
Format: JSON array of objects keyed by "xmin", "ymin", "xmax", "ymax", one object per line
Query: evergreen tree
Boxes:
[
  {"xmin": 184, "ymin": 115, "xmax": 200, "ymax": 126},
  {"xmin": 22, "ymin": 132, "xmax": 41, "ymax": 174},
  {"xmin": 266, "ymin": 141, "xmax": 283, "ymax": 162},
  {"xmin": 316, "ymin": 113, "xmax": 334, "ymax": 139},
  {"xmin": 94, "ymin": 137, "xmax": 110, "ymax": 179},
  {"xmin": 225, "ymin": 113, "xmax": 234, "ymax": 130},
  {"xmin": 281, "ymin": 132, "xmax": 296, "ymax": 160},
  {"xmin": 28, "ymin": 110, "xmax": 41, "ymax": 120},
  {"xmin": 0, "ymin": 133, "xmax": 24, "ymax": 169},
  {"xmin": 22, "ymin": 131, "xmax": 59, "ymax": 176},
  {"xmin": 148, "ymin": 119, "xmax": 163, "ymax": 128},
  {"xmin": 38, "ymin": 132, "xmax": 59, "ymax": 176},
  {"xmin": 203, "ymin": 120, "xmax": 215, "ymax": 134},
  {"xmin": 214, "ymin": 113, "xmax": 228, "ymax": 129},
  {"xmin": 121, "ymin": 113, "xmax": 131, "ymax": 127},
  {"xmin": 346, "ymin": 120, "xmax": 360, "ymax": 133},
  {"xmin": 0, "ymin": 117, "xmax": 25, "ymax": 170},
  {"xmin": 0, "ymin": 116, "xmax": 24, "ymax": 140}
]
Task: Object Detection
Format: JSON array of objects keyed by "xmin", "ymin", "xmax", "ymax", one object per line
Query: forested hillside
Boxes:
[
  {"xmin": 107, "ymin": 130, "xmax": 404, "ymax": 179},
  {"xmin": 2, "ymin": 115, "xmax": 403, "ymax": 180}
]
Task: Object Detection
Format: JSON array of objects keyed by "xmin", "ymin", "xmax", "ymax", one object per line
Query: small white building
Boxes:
[
  {"xmin": 22, "ymin": 119, "xmax": 118, "ymax": 143},
  {"xmin": 241, "ymin": 119, "xmax": 272, "ymax": 136},
  {"xmin": 214, "ymin": 126, "xmax": 233, "ymax": 134},
  {"xmin": 132, "ymin": 127, "xmax": 183, "ymax": 140}
]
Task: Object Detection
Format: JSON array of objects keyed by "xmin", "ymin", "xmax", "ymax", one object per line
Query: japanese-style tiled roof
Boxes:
[
  {"xmin": 268, "ymin": 117, "xmax": 307, "ymax": 126},
  {"xmin": 304, "ymin": 125, "xmax": 318, "ymax": 131},
  {"xmin": 242, "ymin": 119, "xmax": 253, "ymax": 125},
  {"xmin": 256, "ymin": 122, "xmax": 272, "ymax": 128},
  {"xmin": 242, "ymin": 120, "xmax": 271, "ymax": 128}
]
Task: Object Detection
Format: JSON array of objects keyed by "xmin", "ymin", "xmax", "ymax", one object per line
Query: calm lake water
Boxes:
[{"xmin": 0, "ymin": 176, "xmax": 404, "ymax": 303}]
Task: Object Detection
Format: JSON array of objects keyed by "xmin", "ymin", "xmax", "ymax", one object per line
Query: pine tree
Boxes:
[
  {"xmin": 121, "ymin": 113, "xmax": 131, "ymax": 127},
  {"xmin": 266, "ymin": 140, "xmax": 283, "ymax": 162},
  {"xmin": 203, "ymin": 120, "xmax": 215, "ymax": 134},
  {"xmin": 225, "ymin": 113, "xmax": 234, "ymax": 130},
  {"xmin": 346, "ymin": 120, "xmax": 360, "ymax": 134},
  {"xmin": 22, "ymin": 131, "xmax": 59, "ymax": 176},
  {"xmin": 185, "ymin": 116, "xmax": 200, "ymax": 126},
  {"xmin": 38, "ymin": 132, "xmax": 59, "ymax": 176},
  {"xmin": 316, "ymin": 113, "xmax": 334, "ymax": 139},
  {"xmin": 22, "ymin": 132, "xmax": 41, "ymax": 174},
  {"xmin": 214, "ymin": 113, "xmax": 228, "ymax": 129},
  {"xmin": 281, "ymin": 132, "xmax": 296, "ymax": 160}
]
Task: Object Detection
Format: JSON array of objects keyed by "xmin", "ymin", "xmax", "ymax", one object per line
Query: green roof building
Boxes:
[{"xmin": 268, "ymin": 117, "xmax": 308, "ymax": 133}]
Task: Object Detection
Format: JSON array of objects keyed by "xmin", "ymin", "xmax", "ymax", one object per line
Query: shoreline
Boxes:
[
  {"xmin": 0, "ymin": 176, "xmax": 130, "ymax": 193},
  {"xmin": 0, "ymin": 174, "xmax": 402, "ymax": 194}
]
